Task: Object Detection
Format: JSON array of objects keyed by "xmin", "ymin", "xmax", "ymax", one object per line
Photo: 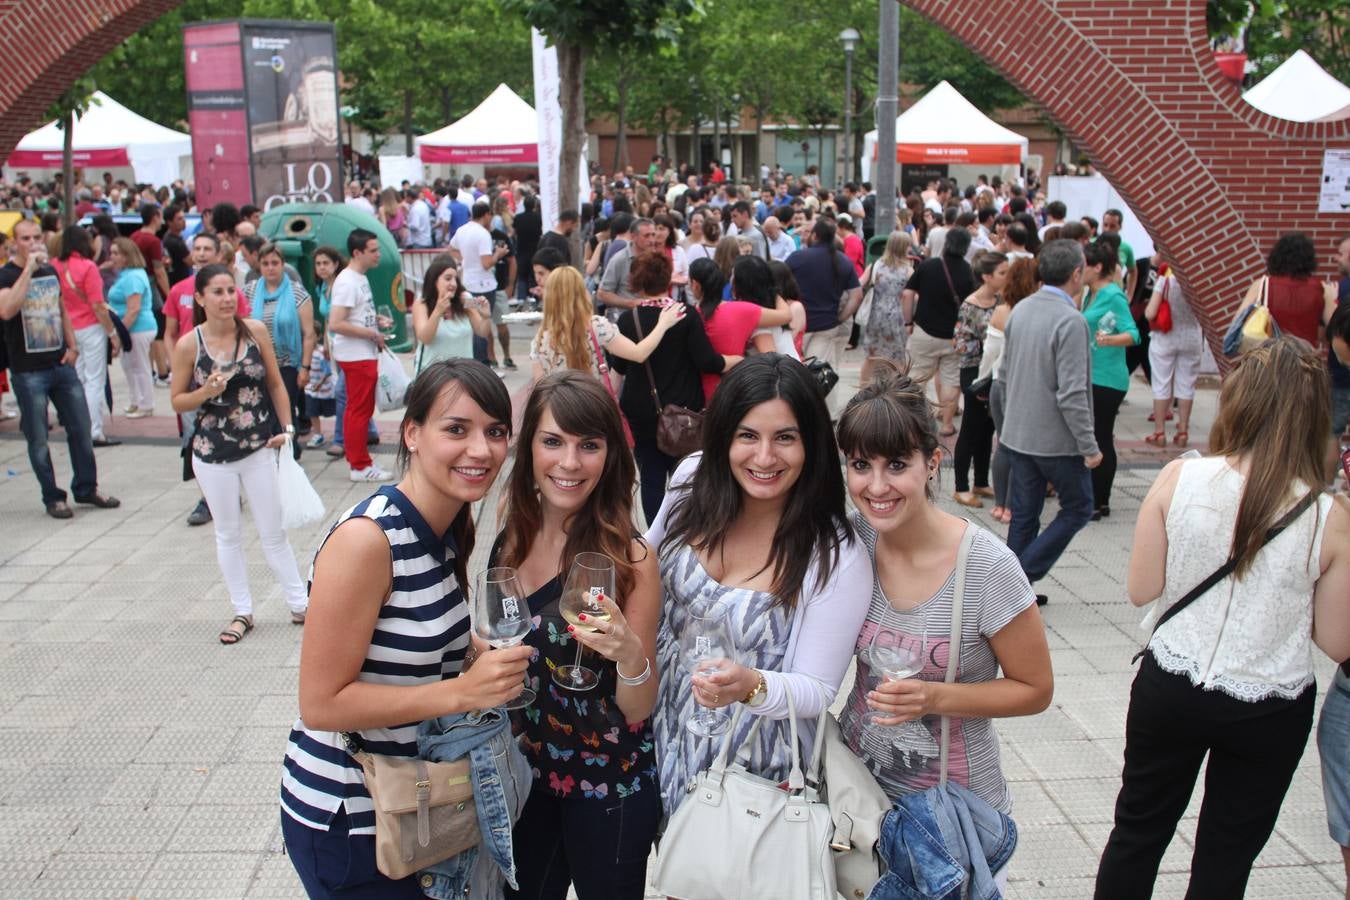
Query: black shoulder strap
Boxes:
[{"xmin": 1134, "ymin": 491, "xmax": 1318, "ymax": 664}]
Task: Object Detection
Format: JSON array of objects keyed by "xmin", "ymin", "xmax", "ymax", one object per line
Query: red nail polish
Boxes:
[
  {"xmin": 578, "ymin": 613, "xmax": 587, "ymax": 621},
  {"xmin": 566, "ymin": 625, "xmax": 575, "ymax": 633}
]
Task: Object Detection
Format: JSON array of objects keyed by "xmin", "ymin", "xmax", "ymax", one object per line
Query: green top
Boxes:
[
  {"xmin": 1083, "ymin": 282, "xmax": 1139, "ymax": 392},
  {"xmin": 1117, "ymin": 239, "xmax": 1135, "ymax": 277}
]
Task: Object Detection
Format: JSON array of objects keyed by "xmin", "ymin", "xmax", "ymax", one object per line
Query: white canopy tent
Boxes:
[
  {"xmin": 3, "ymin": 92, "xmax": 192, "ymax": 185},
  {"xmin": 861, "ymin": 81, "xmax": 1028, "ymax": 183},
  {"xmin": 1243, "ymin": 50, "xmax": 1350, "ymax": 122},
  {"xmin": 415, "ymin": 84, "xmax": 539, "ymax": 166}
]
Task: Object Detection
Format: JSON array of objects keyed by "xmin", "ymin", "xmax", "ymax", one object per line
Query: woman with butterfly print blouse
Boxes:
[{"xmin": 491, "ymin": 371, "xmax": 661, "ymax": 900}]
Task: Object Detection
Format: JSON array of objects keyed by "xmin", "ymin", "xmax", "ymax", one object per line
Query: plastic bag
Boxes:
[
  {"xmin": 376, "ymin": 348, "xmax": 411, "ymax": 413},
  {"xmin": 277, "ymin": 440, "xmax": 325, "ymax": 529}
]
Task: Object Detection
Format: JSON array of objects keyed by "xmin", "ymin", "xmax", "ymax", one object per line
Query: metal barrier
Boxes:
[{"xmin": 399, "ymin": 247, "xmax": 448, "ymax": 304}]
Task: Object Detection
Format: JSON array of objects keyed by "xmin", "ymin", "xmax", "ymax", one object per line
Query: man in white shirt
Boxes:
[
  {"xmin": 404, "ymin": 188, "xmax": 434, "ymax": 249},
  {"xmin": 763, "ymin": 217, "xmax": 795, "ymax": 262},
  {"xmin": 1039, "ymin": 200, "xmax": 1067, "ymax": 239},
  {"xmin": 327, "ymin": 228, "xmax": 393, "ymax": 483},
  {"xmin": 449, "ymin": 201, "xmax": 510, "ymax": 359},
  {"xmin": 344, "ymin": 181, "xmax": 374, "ymax": 215}
]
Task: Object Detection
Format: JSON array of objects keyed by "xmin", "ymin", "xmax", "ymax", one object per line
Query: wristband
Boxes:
[
  {"xmin": 284, "ymin": 424, "xmax": 295, "ymax": 435},
  {"xmin": 616, "ymin": 657, "xmax": 652, "ymax": 686},
  {"xmin": 742, "ymin": 669, "xmax": 767, "ymax": 706}
]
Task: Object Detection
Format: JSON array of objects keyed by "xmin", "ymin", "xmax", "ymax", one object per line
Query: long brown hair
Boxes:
[
  {"xmin": 1003, "ymin": 257, "xmax": 1038, "ymax": 307},
  {"xmin": 498, "ymin": 371, "xmax": 643, "ymax": 604},
  {"xmin": 1208, "ymin": 336, "xmax": 1328, "ymax": 578},
  {"xmin": 192, "ymin": 263, "xmax": 252, "ymax": 345}
]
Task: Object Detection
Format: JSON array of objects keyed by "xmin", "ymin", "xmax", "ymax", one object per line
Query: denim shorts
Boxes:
[{"xmin": 1318, "ymin": 666, "xmax": 1350, "ymax": 847}]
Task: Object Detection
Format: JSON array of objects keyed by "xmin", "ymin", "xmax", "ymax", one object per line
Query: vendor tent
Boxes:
[
  {"xmin": 1243, "ymin": 50, "xmax": 1350, "ymax": 123},
  {"xmin": 4, "ymin": 92, "xmax": 192, "ymax": 185},
  {"xmin": 861, "ymin": 81, "xmax": 1028, "ymax": 181},
  {"xmin": 416, "ymin": 84, "xmax": 539, "ymax": 165}
]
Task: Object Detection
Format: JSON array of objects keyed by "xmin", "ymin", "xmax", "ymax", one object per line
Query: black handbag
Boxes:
[{"xmin": 803, "ymin": 356, "xmax": 839, "ymax": 397}]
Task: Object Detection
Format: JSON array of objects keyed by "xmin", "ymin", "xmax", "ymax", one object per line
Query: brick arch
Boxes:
[
  {"xmin": 904, "ymin": 0, "xmax": 1350, "ymax": 354},
  {"xmin": 0, "ymin": 0, "xmax": 183, "ymax": 166}
]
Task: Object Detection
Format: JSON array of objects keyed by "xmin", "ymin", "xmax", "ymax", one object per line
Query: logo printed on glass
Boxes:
[
  {"xmin": 502, "ymin": 596, "xmax": 521, "ymax": 621},
  {"xmin": 695, "ymin": 635, "xmax": 711, "ymax": 656},
  {"xmin": 587, "ymin": 585, "xmax": 603, "ymax": 610}
]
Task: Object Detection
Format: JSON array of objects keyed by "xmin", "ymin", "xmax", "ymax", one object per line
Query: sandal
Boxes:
[
  {"xmin": 219, "ymin": 615, "xmax": 253, "ymax": 645},
  {"xmin": 291, "ymin": 611, "xmax": 306, "ymax": 625},
  {"xmin": 972, "ymin": 487, "xmax": 995, "ymax": 498},
  {"xmin": 1144, "ymin": 430, "xmax": 1167, "ymax": 447},
  {"xmin": 1173, "ymin": 429, "xmax": 1189, "ymax": 447},
  {"xmin": 953, "ymin": 491, "xmax": 983, "ymax": 509}
]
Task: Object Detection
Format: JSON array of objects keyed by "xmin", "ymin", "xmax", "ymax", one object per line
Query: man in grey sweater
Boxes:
[{"xmin": 1000, "ymin": 240, "xmax": 1102, "ymax": 603}]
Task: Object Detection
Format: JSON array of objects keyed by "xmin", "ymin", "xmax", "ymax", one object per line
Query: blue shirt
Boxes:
[
  {"xmin": 107, "ymin": 268, "xmax": 157, "ymax": 333},
  {"xmin": 448, "ymin": 200, "xmax": 471, "ymax": 241},
  {"xmin": 1332, "ymin": 276, "xmax": 1350, "ymax": 389}
]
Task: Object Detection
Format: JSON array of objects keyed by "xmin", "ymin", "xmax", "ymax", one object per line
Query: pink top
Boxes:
[
  {"xmin": 843, "ymin": 233, "xmax": 865, "ymax": 276},
  {"xmin": 166, "ymin": 275, "xmax": 197, "ymax": 341},
  {"xmin": 700, "ymin": 300, "xmax": 763, "ymax": 402},
  {"xmin": 53, "ymin": 253, "xmax": 104, "ymax": 330}
]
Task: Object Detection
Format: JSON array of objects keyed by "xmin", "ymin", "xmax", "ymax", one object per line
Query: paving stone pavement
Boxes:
[{"xmin": 0, "ymin": 330, "xmax": 1343, "ymax": 899}]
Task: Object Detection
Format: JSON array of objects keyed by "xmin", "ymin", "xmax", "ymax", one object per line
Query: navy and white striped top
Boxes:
[{"xmin": 280, "ymin": 486, "xmax": 472, "ymax": 833}]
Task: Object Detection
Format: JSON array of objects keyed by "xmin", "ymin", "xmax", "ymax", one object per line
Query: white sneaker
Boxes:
[
  {"xmin": 349, "ymin": 465, "xmax": 394, "ymax": 483},
  {"xmin": 125, "ymin": 408, "xmax": 152, "ymax": 419},
  {"xmin": 306, "ymin": 433, "xmax": 326, "ymax": 449}
]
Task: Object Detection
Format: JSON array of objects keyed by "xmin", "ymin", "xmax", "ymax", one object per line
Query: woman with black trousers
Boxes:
[
  {"xmin": 1081, "ymin": 241, "xmax": 1139, "ymax": 520},
  {"xmin": 612, "ymin": 251, "xmax": 738, "ymax": 524},
  {"xmin": 1094, "ymin": 337, "xmax": 1350, "ymax": 899},
  {"xmin": 951, "ymin": 250, "xmax": 1006, "ymax": 509}
]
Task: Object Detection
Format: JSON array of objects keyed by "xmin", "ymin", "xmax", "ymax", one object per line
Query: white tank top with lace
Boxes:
[{"xmin": 1148, "ymin": 456, "xmax": 1330, "ymax": 702}]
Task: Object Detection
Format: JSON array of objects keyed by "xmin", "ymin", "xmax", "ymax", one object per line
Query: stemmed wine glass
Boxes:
[
  {"xmin": 207, "ymin": 352, "xmax": 238, "ymax": 408},
  {"xmin": 554, "ymin": 552, "xmax": 615, "ymax": 691},
  {"xmin": 864, "ymin": 614, "xmax": 927, "ymax": 735},
  {"xmin": 474, "ymin": 567, "xmax": 534, "ymax": 709},
  {"xmin": 681, "ymin": 602, "xmax": 735, "ymax": 737}
]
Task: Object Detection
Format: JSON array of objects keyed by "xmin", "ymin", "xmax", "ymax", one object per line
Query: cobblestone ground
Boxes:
[{"xmin": 0, "ymin": 330, "xmax": 1343, "ymax": 898}]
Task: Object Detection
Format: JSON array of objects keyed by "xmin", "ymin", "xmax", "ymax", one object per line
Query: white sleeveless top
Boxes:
[{"xmin": 1148, "ymin": 457, "xmax": 1330, "ymax": 702}]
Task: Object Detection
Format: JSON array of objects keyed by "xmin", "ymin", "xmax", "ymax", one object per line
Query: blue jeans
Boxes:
[
  {"xmin": 1319, "ymin": 666, "xmax": 1350, "ymax": 847},
  {"xmin": 1333, "ymin": 385, "xmax": 1350, "ymax": 437},
  {"xmin": 1004, "ymin": 447, "xmax": 1093, "ymax": 583},
  {"xmin": 11, "ymin": 364, "xmax": 98, "ymax": 505},
  {"xmin": 281, "ymin": 808, "xmax": 427, "ymax": 899},
  {"xmin": 333, "ymin": 369, "xmax": 379, "ymax": 447}
]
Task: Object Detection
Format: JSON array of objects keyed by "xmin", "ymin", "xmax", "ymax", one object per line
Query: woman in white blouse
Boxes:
[{"xmin": 1095, "ymin": 337, "xmax": 1350, "ymax": 899}]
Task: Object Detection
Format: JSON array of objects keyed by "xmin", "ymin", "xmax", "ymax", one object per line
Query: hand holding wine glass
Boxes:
[
  {"xmin": 554, "ymin": 553, "xmax": 615, "ymax": 692},
  {"xmin": 564, "ymin": 593, "xmax": 645, "ymax": 674},
  {"xmin": 682, "ymin": 603, "xmax": 736, "ymax": 737},
  {"xmin": 473, "ymin": 567, "xmax": 535, "ymax": 709},
  {"xmin": 865, "ymin": 617, "xmax": 930, "ymax": 729}
]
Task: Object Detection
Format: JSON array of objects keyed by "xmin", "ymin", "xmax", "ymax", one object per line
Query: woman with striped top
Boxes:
[
  {"xmin": 834, "ymin": 361, "xmax": 1053, "ymax": 888},
  {"xmin": 280, "ymin": 359, "xmax": 532, "ymax": 898}
]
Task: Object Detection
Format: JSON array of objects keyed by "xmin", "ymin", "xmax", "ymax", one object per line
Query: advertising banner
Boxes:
[
  {"xmin": 241, "ymin": 22, "xmax": 342, "ymax": 210},
  {"xmin": 184, "ymin": 21, "xmax": 251, "ymax": 211}
]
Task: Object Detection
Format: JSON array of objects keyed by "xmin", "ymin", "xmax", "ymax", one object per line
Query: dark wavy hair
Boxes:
[
  {"xmin": 498, "ymin": 370, "xmax": 643, "ymax": 605},
  {"xmin": 730, "ymin": 255, "xmax": 776, "ymax": 308},
  {"xmin": 662, "ymin": 354, "xmax": 851, "ymax": 609},
  {"xmin": 191, "ymin": 262, "xmax": 251, "ymax": 344},
  {"xmin": 420, "ymin": 254, "xmax": 466, "ymax": 318},
  {"xmin": 689, "ymin": 257, "xmax": 726, "ymax": 320},
  {"xmin": 397, "ymin": 359, "xmax": 512, "ymax": 590},
  {"xmin": 1266, "ymin": 232, "xmax": 1317, "ymax": 279}
]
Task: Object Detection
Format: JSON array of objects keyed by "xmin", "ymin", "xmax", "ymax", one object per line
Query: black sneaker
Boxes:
[
  {"xmin": 1036, "ymin": 594, "xmax": 1049, "ymax": 607},
  {"xmin": 503, "ymin": 358, "xmax": 518, "ymax": 370},
  {"xmin": 187, "ymin": 498, "xmax": 212, "ymax": 526}
]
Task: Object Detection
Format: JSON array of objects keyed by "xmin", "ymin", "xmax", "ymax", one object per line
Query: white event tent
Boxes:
[
  {"xmin": 3, "ymin": 92, "xmax": 192, "ymax": 185},
  {"xmin": 861, "ymin": 81, "xmax": 1028, "ymax": 183},
  {"xmin": 1243, "ymin": 50, "xmax": 1350, "ymax": 123},
  {"xmin": 416, "ymin": 84, "xmax": 539, "ymax": 165}
]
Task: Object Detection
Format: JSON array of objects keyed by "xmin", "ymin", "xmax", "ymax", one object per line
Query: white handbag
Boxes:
[{"xmin": 652, "ymin": 690, "xmax": 837, "ymax": 900}]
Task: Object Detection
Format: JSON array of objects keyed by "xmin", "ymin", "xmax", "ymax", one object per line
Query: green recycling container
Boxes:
[
  {"xmin": 258, "ymin": 203, "xmax": 412, "ymax": 352},
  {"xmin": 866, "ymin": 234, "xmax": 890, "ymax": 268}
]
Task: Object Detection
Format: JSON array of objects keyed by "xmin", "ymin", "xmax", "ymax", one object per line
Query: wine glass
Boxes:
[
  {"xmin": 206, "ymin": 352, "xmax": 238, "ymax": 408},
  {"xmin": 681, "ymin": 603, "xmax": 735, "ymax": 737},
  {"xmin": 554, "ymin": 552, "xmax": 615, "ymax": 691},
  {"xmin": 474, "ymin": 567, "xmax": 534, "ymax": 709},
  {"xmin": 865, "ymin": 615, "xmax": 927, "ymax": 734}
]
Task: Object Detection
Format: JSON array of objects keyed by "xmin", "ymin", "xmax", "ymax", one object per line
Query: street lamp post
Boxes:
[
  {"xmin": 839, "ymin": 27, "xmax": 860, "ymax": 186},
  {"xmin": 875, "ymin": 2, "xmax": 899, "ymax": 237}
]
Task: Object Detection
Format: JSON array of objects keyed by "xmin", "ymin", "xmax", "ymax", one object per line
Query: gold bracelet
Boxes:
[{"xmin": 741, "ymin": 670, "xmax": 767, "ymax": 706}]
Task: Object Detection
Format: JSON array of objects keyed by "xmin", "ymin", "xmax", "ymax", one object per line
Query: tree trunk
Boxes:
[
  {"xmin": 691, "ymin": 115, "xmax": 701, "ymax": 175},
  {"xmin": 712, "ymin": 100, "xmax": 720, "ymax": 176},
  {"xmin": 613, "ymin": 72, "xmax": 629, "ymax": 173},
  {"xmin": 557, "ymin": 39, "xmax": 587, "ymax": 268},
  {"xmin": 62, "ymin": 109, "xmax": 75, "ymax": 228},
  {"xmin": 403, "ymin": 89, "xmax": 414, "ymax": 158},
  {"xmin": 752, "ymin": 105, "xmax": 764, "ymax": 185}
]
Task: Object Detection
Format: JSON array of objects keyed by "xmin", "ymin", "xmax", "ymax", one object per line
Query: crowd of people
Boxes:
[{"xmin": 1, "ymin": 160, "xmax": 1348, "ymax": 900}]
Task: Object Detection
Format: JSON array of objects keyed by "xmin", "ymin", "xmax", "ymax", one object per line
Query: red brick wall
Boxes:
[
  {"xmin": 906, "ymin": 0, "xmax": 1350, "ymax": 356},
  {"xmin": 0, "ymin": 0, "xmax": 182, "ymax": 153}
]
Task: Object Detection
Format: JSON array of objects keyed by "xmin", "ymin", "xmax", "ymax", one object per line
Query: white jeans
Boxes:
[
  {"xmin": 192, "ymin": 447, "xmax": 308, "ymax": 617},
  {"xmin": 73, "ymin": 324, "xmax": 109, "ymax": 439},
  {"xmin": 121, "ymin": 330, "xmax": 155, "ymax": 412}
]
